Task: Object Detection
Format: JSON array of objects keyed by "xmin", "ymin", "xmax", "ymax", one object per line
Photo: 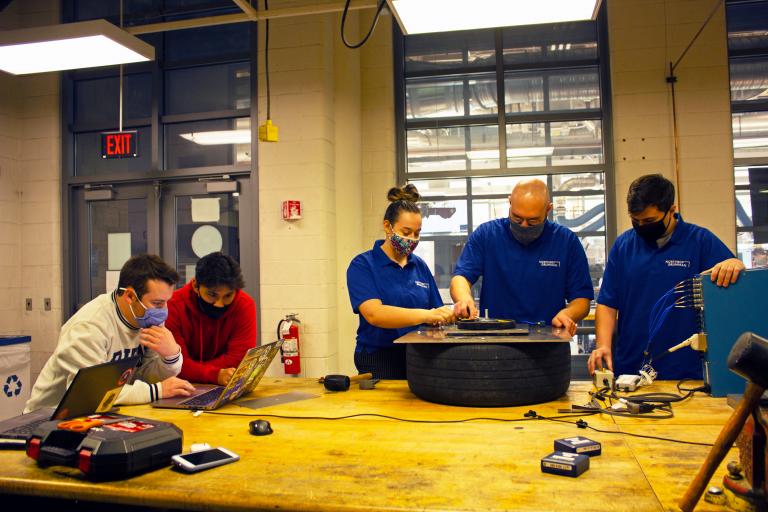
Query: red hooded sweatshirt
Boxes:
[{"xmin": 166, "ymin": 280, "xmax": 257, "ymax": 384}]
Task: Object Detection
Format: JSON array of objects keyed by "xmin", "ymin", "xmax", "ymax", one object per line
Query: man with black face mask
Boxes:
[
  {"xmin": 588, "ymin": 174, "xmax": 745, "ymax": 380},
  {"xmin": 451, "ymin": 179, "xmax": 593, "ymax": 335},
  {"xmin": 166, "ymin": 252, "xmax": 257, "ymax": 385}
]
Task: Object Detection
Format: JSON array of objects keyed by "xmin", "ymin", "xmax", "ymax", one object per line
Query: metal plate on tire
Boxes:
[
  {"xmin": 395, "ymin": 325, "xmax": 572, "ymax": 343},
  {"xmin": 456, "ymin": 318, "xmax": 517, "ymax": 330}
]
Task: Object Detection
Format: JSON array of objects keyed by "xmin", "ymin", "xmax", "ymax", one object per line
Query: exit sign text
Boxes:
[{"xmin": 101, "ymin": 131, "xmax": 138, "ymax": 159}]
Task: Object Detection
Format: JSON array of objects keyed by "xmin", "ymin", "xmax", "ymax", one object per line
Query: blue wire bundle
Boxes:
[{"xmin": 644, "ymin": 279, "xmax": 696, "ymax": 363}]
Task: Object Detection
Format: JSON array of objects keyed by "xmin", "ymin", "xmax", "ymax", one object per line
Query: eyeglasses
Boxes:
[{"xmin": 510, "ymin": 214, "xmax": 546, "ymax": 226}]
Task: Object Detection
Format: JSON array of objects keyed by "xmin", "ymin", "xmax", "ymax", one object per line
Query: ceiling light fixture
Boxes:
[
  {"xmin": 180, "ymin": 130, "xmax": 251, "ymax": 146},
  {"xmin": 387, "ymin": 0, "xmax": 602, "ymax": 35},
  {"xmin": 0, "ymin": 19, "xmax": 154, "ymax": 75}
]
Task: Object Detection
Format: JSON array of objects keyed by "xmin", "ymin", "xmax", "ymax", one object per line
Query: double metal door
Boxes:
[{"xmin": 69, "ymin": 177, "xmax": 254, "ymax": 314}]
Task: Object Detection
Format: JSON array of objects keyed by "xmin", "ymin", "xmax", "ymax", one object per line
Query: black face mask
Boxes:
[
  {"xmin": 509, "ymin": 219, "xmax": 546, "ymax": 246},
  {"xmin": 197, "ymin": 294, "xmax": 230, "ymax": 319},
  {"xmin": 632, "ymin": 211, "xmax": 672, "ymax": 245}
]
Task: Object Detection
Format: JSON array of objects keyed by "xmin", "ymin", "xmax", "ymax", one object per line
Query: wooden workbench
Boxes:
[{"xmin": 0, "ymin": 378, "xmax": 740, "ymax": 511}]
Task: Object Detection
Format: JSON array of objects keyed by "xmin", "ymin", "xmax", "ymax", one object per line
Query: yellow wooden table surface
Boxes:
[{"xmin": 0, "ymin": 378, "xmax": 740, "ymax": 512}]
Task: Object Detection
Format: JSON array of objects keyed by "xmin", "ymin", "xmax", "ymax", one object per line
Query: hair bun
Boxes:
[{"xmin": 387, "ymin": 184, "xmax": 420, "ymax": 203}]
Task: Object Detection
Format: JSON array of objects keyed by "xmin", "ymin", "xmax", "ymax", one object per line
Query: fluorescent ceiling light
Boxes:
[
  {"xmin": 467, "ymin": 147, "xmax": 554, "ymax": 160},
  {"xmin": 180, "ymin": 130, "xmax": 251, "ymax": 146},
  {"xmin": 0, "ymin": 19, "xmax": 154, "ymax": 75},
  {"xmin": 387, "ymin": 0, "xmax": 602, "ymax": 35}
]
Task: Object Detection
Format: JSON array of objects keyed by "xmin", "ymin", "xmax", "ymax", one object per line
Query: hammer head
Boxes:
[
  {"xmin": 727, "ymin": 332, "xmax": 768, "ymax": 390},
  {"xmin": 323, "ymin": 374, "xmax": 351, "ymax": 392}
]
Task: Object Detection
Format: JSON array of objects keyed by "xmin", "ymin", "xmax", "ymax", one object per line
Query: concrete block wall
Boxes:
[
  {"xmin": 608, "ymin": 0, "xmax": 735, "ymax": 250},
  {"xmin": 257, "ymin": 13, "xmax": 339, "ymax": 377},
  {"xmin": 0, "ymin": 0, "xmax": 22, "ymax": 338},
  {"xmin": 257, "ymin": 10, "xmax": 396, "ymax": 377},
  {"xmin": 360, "ymin": 15, "xmax": 397, "ymax": 245},
  {"xmin": 0, "ymin": 0, "xmax": 63, "ymax": 385},
  {"xmin": 333, "ymin": 11, "xmax": 364, "ymax": 376}
]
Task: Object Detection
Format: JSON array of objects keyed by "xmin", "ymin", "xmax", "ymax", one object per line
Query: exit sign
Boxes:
[{"xmin": 101, "ymin": 130, "xmax": 138, "ymax": 159}]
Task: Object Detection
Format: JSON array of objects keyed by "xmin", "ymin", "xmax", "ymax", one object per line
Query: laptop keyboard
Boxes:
[
  {"xmin": 4, "ymin": 418, "xmax": 47, "ymax": 436},
  {"xmin": 180, "ymin": 387, "xmax": 224, "ymax": 407}
]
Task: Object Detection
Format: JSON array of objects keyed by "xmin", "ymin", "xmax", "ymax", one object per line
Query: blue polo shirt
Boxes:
[
  {"xmin": 347, "ymin": 240, "xmax": 443, "ymax": 352},
  {"xmin": 453, "ymin": 219, "xmax": 594, "ymax": 324},
  {"xmin": 598, "ymin": 215, "xmax": 734, "ymax": 380}
]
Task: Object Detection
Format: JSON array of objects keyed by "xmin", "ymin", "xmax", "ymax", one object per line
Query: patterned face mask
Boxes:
[{"xmin": 390, "ymin": 231, "xmax": 419, "ymax": 257}]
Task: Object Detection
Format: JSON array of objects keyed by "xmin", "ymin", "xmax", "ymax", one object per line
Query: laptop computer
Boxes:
[
  {"xmin": 152, "ymin": 340, "xmax": 283, "ymax": 410},
  {"xmin": 0, "ymin": 356, "xmax": 140, "ymax": 448}
]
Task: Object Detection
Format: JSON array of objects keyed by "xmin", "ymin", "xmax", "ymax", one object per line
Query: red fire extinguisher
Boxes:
[{"xmin": 278, "ymin": 313, "xmax": 301, "ymax": 375}]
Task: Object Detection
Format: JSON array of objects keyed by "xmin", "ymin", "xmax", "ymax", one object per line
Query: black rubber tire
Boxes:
[{"xmin": 406, "ymin": 342, "xmax": 571, "ymax": 407}]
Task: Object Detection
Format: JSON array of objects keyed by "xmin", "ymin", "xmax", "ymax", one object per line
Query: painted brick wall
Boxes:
[
  {"xmin": 257, "ymin": 11, "xmax": 395, "ymax": 377},
  {"xmin": 608, "ymin": 0, "xmax": 735, "ymax": 249},
  {"xmin": 0, "ymin": 0, "xmax": 63, "ymax": 386}
]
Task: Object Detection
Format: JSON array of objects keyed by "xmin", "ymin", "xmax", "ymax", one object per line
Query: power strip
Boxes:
[
  {"xmin": 615, "ymin": 374, "xmax": 642, "ymax": 392},
  {"xmin": 593, "ymin": 368, "xmax": 614, "ymax": 390}
]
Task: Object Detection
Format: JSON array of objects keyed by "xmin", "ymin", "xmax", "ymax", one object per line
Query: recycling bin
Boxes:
[{"xmin": 0, "ymin": 336, "xmax": 31, "ymax": 421}]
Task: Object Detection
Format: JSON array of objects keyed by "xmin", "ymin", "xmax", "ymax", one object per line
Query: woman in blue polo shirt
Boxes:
[{"xmin": 346, "ymin": 185, "xmax": 455, "ymax": 379}]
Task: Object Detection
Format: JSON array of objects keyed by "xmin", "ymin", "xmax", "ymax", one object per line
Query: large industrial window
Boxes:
[
  {"xmin": 64, "ymin": 3, "xmax": 252, "ymax": 176},
  {"xmin": 727, "ymin": 0, "xmax": 768, "ymax": 267},
  {"xmin": 61, "ymin": 1, "xmax": 258, "ymax": 316},
  {"xmin": 394, "ymin": 13, "xmax": 614, "ymax": 364}
]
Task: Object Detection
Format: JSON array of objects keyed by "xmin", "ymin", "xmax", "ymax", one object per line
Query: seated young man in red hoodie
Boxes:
[{"xmin": 166, "ymin": 252, "xmax": 257, "ymax": 385}]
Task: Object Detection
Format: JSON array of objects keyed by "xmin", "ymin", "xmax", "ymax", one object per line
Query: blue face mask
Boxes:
[{"xmin": 121, "ymin": 288, "xmax": 168, "ymax": 328}]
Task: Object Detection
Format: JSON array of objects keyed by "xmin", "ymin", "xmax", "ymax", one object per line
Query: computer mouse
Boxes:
[{"xmin": 249, "ymin": 419, "xmax": 273, "ymax": 436}]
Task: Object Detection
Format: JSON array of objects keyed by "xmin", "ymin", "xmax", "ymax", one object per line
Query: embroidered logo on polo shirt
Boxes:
[
  {"xmin": 414, "ymin": 281, "xmax": 429, "ymax": 289},
  {"xmin": 665, "ymin": 260, "xmax": 691, "ymax": 268},
  {"xmin": 539, "ymin": 260, "xmax": 561, "ymax": 268}
]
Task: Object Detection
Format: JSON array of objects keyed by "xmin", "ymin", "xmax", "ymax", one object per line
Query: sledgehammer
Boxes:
[
  {"xmin": 318, "ymin": 373, "xmax": 373, "ymax": 391},
  {"xmin": 678, "ymin": 331, "xmax": 768, "ymax": 512}
]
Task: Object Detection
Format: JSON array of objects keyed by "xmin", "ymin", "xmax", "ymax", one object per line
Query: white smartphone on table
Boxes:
[{"xmin": 172, "ymin": 447, "xmax": 239, "ymax": 473}]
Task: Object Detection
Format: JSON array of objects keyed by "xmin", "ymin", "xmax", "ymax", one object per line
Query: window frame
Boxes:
[
  {"xmin": 726, "ymin": 0, "xmax": 768, "ymax": 266},
  {"xmin": 393, "ymin": 9, "xmax": 616, "ymax": 379},
  {"xmin": 61, "ymin": 2, "xmax": 260, "ymax": 321}
]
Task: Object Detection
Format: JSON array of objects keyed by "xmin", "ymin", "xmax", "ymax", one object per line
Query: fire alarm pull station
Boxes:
[{"xmin": 282, "ymin": 200, "xmax": 302, "ymax": 220}]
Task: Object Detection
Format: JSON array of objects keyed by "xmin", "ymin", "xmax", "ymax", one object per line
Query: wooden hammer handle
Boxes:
[{"xmin": 678, "ymin": 382, "xmax": 765, "ymax": 512}]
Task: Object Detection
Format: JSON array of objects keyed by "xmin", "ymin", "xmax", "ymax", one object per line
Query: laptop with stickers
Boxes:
[
  {"xmin": 152, "ymin": 340, "xmax": 282, "ymax": 410},
  {"xmin": 0, "ymin": 356, "xmax": 140, "ymax": 447}
]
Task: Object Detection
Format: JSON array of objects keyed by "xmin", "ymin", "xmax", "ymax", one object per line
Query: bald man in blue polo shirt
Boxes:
[
  {"xmin": 451, "ymin": 179, "xmax": 593, "ymax": 335},
  {"xmin": 588, "ymin": 174, "xmax": 745, "ymax": 380}
]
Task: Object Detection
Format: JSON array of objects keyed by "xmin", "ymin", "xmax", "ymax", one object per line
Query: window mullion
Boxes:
[{"xmin": 495, "ymin": 30, "xmax": 508, "ymax": 170}]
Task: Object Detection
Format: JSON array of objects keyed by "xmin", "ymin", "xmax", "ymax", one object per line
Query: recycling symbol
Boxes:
[{"xmin": 3, "ymin": 375, "xmax": 22, "ymax": 398}]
